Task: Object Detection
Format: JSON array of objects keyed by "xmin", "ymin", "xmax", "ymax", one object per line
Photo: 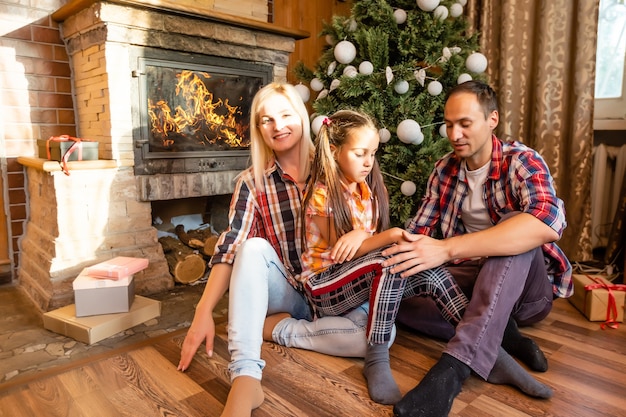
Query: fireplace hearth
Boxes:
[{"xmin": 17, "ymin": 0, "xmax": 308, "ymax": 312}]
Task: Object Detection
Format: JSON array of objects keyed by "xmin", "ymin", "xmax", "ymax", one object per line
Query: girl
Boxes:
[{"xmin": 300, "ymin": 110, "xmax": 468, "ymax": 405}]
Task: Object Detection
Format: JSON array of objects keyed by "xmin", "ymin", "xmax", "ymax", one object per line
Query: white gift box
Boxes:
[{"xmin": 73, "ymin": 270, "xmax": 135, "ymax": 317}]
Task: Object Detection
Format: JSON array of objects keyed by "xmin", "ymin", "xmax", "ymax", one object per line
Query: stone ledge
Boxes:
[{"xmin": 17, "ymin": 157, "xmax": 118, "ymax": 173}]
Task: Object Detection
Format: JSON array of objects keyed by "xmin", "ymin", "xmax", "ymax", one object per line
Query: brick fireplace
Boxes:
[{"xmin": 17, "ymin": 0, "xmax": 307, "ymax": 312}]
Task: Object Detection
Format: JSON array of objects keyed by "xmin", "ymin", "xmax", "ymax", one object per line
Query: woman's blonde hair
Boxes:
[{"xmin": 249, "ymin": 82, "xmax": 314, "ymax": 191}]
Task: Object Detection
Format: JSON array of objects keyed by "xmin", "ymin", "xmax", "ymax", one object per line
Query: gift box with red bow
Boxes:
[{"xmin": 569, "ymin": 274, "xmax": 625, "ymax": 325}]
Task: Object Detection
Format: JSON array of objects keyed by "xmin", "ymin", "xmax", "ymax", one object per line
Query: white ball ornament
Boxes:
[
  {"xmin": 439, "ymin": 123, "xmax": 448, "ymax": 138},
  {"xmin": 427, "ymin": 80, "xmax": 443, "ymax": 96},
  {"xmin": 379, "ymin": 128, "xmax": 391, "ymax": 143},
  {"xmin": 310, "ymin": 77, "xmax": 324, "ymax": 92},
  {"xmin": 417, "ymin": 0, "xmax": 440, "ymax": 12},
  {"xmin": 397, "ymin": 119, "xmax": 422, "ymax": 144},
  {"xmin": 343, "ymin": 65, "xmax": 358, "ymax": 78},
  {"xmin": 450, "ymin": 3, "xmax": 463, "ymax": 17},
  {"xmin": 457, "ymin": 73, "xmax": 473, "ymax": 84},
  {"xmin": 359, "ymin": 61, "xmax": 374, "ymax": 75},
  {"xmin": 466, "ymin": 52, "xmax": 488, "ymax": 73},
  {"xmin": 394, "ymin": 80, "xmax": 410, "ymax": 95},
  {"xmin": 411, "ymin": 130, "xmax": 425, "ymax": 145},
  {"xmin": 457, "ymin": 0, "xmax": 467, "ymax": 6},
  {"xmin": 311, "ymin": 115, "xmax": 328, "ymax": 136},
  {"xmin": 434, "ymin": 5, "xmax": 449, "ymax": 20},
  {"xmin": 394, "ymin": 9, "xmax": 407, "ymax": 24},
  {"xmin": 401, "ymin": 181, "xmax": 417, "ymax": 197},
  {"xmin": 334, "ymin": 40, "xmax": 357, "ymax": 65},
  {"xmin": 294, "ymin": 83, "xmax": 310, "ymax": 102}
]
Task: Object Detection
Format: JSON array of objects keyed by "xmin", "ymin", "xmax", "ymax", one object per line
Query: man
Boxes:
[{"xmin": 385, "ymin": 80, "xmax": 573, "ymax": 417}]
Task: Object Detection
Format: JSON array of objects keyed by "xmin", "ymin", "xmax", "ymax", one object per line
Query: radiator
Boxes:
[{"xmin": 591, "ymin": 143, "xmax": 626, "ymax": 249}]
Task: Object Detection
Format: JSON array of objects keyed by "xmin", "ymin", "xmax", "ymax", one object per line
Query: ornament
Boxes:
[
  {"xmin": 316, "ymin": 89, "xmax": 329, "ymax": 100},
  {"xmin": 434, "ymin": 5, "xmax": 449, "ymax": 20},
  {"xmin": 450, "ymin": 3, "xmax": 463, "ymax": 17},
  {"xmin": 417, "ymin": 0, "xmax": 440, "ymax": 12},
  {"xmin": 397, "ymin": 119, "xmax": 422, "ymax": 144},
  {"xmin": 414, "ymin": 69, "xmax": 426, "ymax": 86},
  {"xmin": 401, "ymin": 181, "xmax": 417, "ymax": 196},
  {"xmin": 385, "ymin": 66, "xmax": 394, "ymax": 85},
  {"xmin": 427, "ymin": 80, "xmax": 443, "ymax": 96},
  {"xmin": 412, "ymin": 130, "xmax": 425, "ymax": 145},
  {"xmin": 394, "ymin": 80, "xmax": 409, "ymax": 95},
  {"xmin": 343, "ymin": 65, "xmax": 358, "ymax": 78},
  {"xmin": 311, "ymin": 115, "xmax": 328, "ymax": 136},
  {"xmin": 457, "ymin": 0, "xmax": 467, "ymax": 5},
  {"xmin": 359, "ymin": 61, "xmax": 374, "ymax": 75},
  {"xmin": 334, "ymin": 40, "xmax": 357, "ymax": 65},
  {"xmin": 310, "ymin": 77, "xmax": 324, "ymax": 92},
  {"xmin": 457, "ymin": 73, "xmax": 473, "ymax": 84},
  {"xmin": 450, "ymin": 46, "xmax": 462, "ymax": 54},
  {"xmin": 330, "ymin": 79, "xmax": 341, "ymax": 91},
  {"xmin": 442, "ymin": 47, "xmax": 452, "ymax": 62},
  {"xmin": 294, "ymin": 83, "xmax": 310, "ymax": 102},
  {"xmin": 327, "ymin": 61, "xmax": 337, "ymax": 76},
  {"xmin": 325, "ymin": 34, "xmax": 335, "ymax": 45},
  {"xmin": 379, "ymin": 128, "xmax": 391, "ymax": 143},
  {"xmin": 347, "ymin": 18, "xmax": 358, "ymax": 32},
  {"xmin": 466, "ymin": 52, "xmax": 488, "ymax": 73},
  {"xmin": 439, "ymin": 123, "xmax": 448, "ymax": 138},
  {"xmin": 394, "ymin": 9, "xmax": 407, "ymax": 24}
]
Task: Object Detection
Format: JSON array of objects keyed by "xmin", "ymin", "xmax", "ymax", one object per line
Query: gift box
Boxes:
[
  {"xmin": 85, "ymin": 256, "xmax": 149, "ymax": 280},
  {"xmin": 73, "ymin": 271, "xmax": 135, "ymax": 317},
  {"xmin": 568, "ymin": 274, "xmax": 625, "ymax": 323},
  {"xmin": 43, "ymin": 295, "xmax": 161, "ymax": 344},
  {"xmin": 38, "ymin": 138, "xmax": 99, "ymax": 161}
]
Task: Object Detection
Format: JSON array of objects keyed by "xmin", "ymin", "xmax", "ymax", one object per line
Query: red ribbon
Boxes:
[
  {"xmin": 46, "ymin": 135, "xmax": 89, "ymax": 176},
  {"xmin": 584, "ymin": 275, "xmax": 626, "ymax": 330}
]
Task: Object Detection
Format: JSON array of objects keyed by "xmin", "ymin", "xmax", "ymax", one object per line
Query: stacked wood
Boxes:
[
  {"xmin": 174, "ymin": 225, "xmax": 219, "ymax": 257},
  {"xmin": 159, "ymin": 235, "xmax": 207, "ymax": 284}
]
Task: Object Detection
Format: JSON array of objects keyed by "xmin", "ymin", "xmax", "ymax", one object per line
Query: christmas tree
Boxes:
[{"xmin": 294, "ymin": 0, "xmax": 486, "ymax": 227}]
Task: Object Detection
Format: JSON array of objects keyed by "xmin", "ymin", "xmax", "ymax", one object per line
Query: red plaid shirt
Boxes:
[
  {"xmin": 406, "ymin": 135, "xmax": 573, "ymax": 298},
  {"xmin": 210, "ymin": 161, "xmax": 304, "ymax": 289}
]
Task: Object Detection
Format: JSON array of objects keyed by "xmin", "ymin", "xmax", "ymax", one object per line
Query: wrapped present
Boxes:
[
  {"xmin": 73, "ymin": 270, "xmax": 135, "ymax": 317},
  {"xmin": 569, "ymin": 274, "xmax": 626, "ymax": 328},
  {"xmin": 85, "ymin": 256, "xmax": 149, "ymax": 280},
  {"xmin": 38, "ymin": 135, "xmax": 99, "ymax": 175}
]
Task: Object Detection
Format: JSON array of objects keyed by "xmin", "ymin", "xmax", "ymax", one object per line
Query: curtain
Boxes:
[{"xmin": 465, "ymin": 0, "xmax": 598, "ymax": 262}]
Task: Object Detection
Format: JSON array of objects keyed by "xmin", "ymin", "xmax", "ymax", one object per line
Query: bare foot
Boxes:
[
  {"xmin": 220, "ymin": 376, "xmax": 264, "ymax": 417},
  {"xmin": 262, "ymin": 313, "xmax": 291, "ymax": 341}
]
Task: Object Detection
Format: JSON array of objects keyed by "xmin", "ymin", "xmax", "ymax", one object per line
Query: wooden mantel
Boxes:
[{"xmin": 52, "ymin": 0, "xmax": 310, "ymax": 40}]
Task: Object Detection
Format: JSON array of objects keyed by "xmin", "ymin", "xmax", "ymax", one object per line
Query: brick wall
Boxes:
[{"xmin": 0, "ymin": 1, "xmax": 73, "ymax": 283}]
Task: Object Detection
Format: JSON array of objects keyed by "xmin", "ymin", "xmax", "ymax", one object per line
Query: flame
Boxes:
[{"xmin": 148, "ymin": 70, "xmax": 247, "ymax": 148}]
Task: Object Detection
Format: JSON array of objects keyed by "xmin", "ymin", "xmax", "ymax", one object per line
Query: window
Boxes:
[{"xmin": 594, "ymin": 0, "xmax": 626, "ymax": 129}]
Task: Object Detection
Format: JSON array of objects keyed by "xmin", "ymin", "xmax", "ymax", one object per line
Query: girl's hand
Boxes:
[{"xmin": 331, "ymin": 229, "xmax": 370, "ymax": 263}]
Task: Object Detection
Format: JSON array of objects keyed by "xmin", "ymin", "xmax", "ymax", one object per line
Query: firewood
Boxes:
[{"xmin": 158, "ymin": 236, "xmax": 206, "ymax": 284}]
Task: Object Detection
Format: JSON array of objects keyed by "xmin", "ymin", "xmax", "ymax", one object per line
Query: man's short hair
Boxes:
[{"xmin": 446, "ymin": 80, "xmax": 498, "ymax": 119}]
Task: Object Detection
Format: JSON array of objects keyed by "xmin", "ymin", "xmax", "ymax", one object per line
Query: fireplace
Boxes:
[
  {"xmin": 131, "ymin": 47, "xmax": 274, "ymax": 175},
  {"xmin": 16, "ymin": 0, "xmax": 308, "ymax": 312}
]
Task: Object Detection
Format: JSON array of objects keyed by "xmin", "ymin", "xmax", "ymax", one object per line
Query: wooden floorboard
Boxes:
[{"xmin": 0, "ymin": 298, "xmax": 625, "ymax": 416}]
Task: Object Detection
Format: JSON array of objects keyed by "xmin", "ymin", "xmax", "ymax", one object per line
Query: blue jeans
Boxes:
[{"xmin": 227, "ymin": 238, "xmax": 376, "ymax": 381}]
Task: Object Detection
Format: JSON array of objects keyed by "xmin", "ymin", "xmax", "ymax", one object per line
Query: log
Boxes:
[
  {"xmin": 159, "ymin": 236, "xmax": 206, "ymax": 284},
  {"xmin": 174, "ymin": 224, "xmax": 219, "ymax": 257}
]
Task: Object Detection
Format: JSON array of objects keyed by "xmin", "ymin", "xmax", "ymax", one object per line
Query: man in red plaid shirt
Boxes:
[{"xmin": 386, "ymin": 80, "xmax": 572, "ymax": 417}]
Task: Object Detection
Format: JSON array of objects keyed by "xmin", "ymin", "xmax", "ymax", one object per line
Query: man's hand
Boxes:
[
  {"xmin": 177, "ymin": 308, "xmax": 216, "ymax": 372},
  {"xmin": 382, "ymin": 231, "xmax": 450, "ymax": 277}
]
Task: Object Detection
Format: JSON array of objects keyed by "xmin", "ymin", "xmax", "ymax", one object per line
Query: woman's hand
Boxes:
[{"xmin": 177, "ymin": 304, "xmax": 216, "ymax": 372}]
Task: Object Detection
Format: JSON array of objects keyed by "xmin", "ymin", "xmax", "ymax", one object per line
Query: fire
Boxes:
[{"xmin": 148, "ymin": 70, "xmax": 248, "ymax": 148}]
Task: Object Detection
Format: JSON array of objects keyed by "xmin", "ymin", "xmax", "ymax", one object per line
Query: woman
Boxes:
[{"xmin": 177, "ymin": 83, "xmax": 372, "ymax": 417}]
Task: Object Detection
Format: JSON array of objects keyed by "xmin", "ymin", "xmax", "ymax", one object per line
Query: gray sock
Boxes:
[
  {"xmin": 488, "ymin": 347, "xmax": 553, "ymax": 398},
  {"xmin": 363, "ymin": 343, "xmax": 401, "ymax": 405}
]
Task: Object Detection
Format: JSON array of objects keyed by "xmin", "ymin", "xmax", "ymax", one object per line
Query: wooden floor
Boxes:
[{"xmin": 0, "ymin": 297, "xmax": 625, "ymax": 417}]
